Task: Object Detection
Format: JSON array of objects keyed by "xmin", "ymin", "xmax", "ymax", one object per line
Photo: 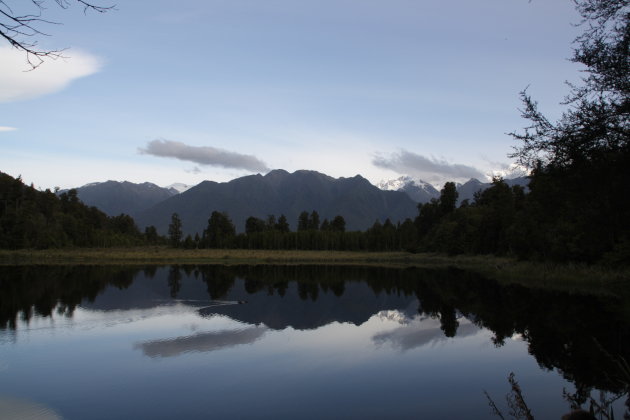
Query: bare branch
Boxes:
[{"xmin": 0, "ymin": 0, "xmax": 113, "ymax": 69}]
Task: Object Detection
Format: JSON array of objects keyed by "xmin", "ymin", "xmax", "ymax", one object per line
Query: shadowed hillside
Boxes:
[{"xmin": 135, "ymin": 169, "xmax": 418, "ymax": 235}]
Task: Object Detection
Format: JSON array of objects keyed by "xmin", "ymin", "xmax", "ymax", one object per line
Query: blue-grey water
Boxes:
[{"xmin": 0, "ymin": 265, "xmax": 627, "ymax": 419}]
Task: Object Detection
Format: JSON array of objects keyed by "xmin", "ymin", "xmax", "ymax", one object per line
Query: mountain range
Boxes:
[
  {"xmin": 377, "ymin": 175, "xmax": 529, "ymax": 204},
  {"xmin": 376, "ymin": 176, "xmax": 440, "ymax": 203},
  {"xmin": 66, "ymin": 170, "xmax": 529, "ymax": 235},
  {"xmin": 60, "ymin": 181, "xmax": 180, "ymax": 217},
  {"xmin": 135, "ymin": 169, "xmax": 418, "ymax": 234}
]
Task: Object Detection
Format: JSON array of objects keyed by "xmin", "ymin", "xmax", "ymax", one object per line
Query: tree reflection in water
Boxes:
[{"xmin": 0, "ymin": 264, "xmax": 628, "ymax": 408}]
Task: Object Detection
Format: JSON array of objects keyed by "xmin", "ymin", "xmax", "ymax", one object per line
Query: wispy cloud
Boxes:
[
  {"xmin": 0, "ymin": 46, "xmax": 102, "ymax": 103},
  {"xmin": 186, "ymin": 166, "xmax": 202, "ymax": 174},
  {"xmin": 139, "ymin": 139, "xmax": 270, "ymax": 172},
  {"xmin": 0, "ymin": 126, "xmax": 17, "ymax": 132},
  {"xmin": 373, "ymin": 149, "xmax": 486, "ymax": 185}
]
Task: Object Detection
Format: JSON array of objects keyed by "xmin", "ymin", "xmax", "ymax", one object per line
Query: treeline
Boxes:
[
  {"xmin": 164, "ymin": 166, "xmax": 628, "ymax": 265},
  {"xmin": 167, "ymin": 209, "xmax": 417, "ymax": 252},
  {"xmin": 0, "ymin": 172, "xmax": 154, "ymax": 248},
  {"xmin": 405, "ymin": 170, "xmax": 626, "ymax": 264},
  {"xmin": 416, "ymin": 0, "xmax": 629, "ymax": 266}
]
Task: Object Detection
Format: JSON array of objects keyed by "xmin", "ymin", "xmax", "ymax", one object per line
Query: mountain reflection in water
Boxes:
[{"xmin": 0, "ymin": 264, "xmax": 628, "ymax": 418}]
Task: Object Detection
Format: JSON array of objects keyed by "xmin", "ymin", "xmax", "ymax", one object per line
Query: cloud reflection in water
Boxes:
[
  {"xmin": 135, "ymin": 326, "xmax": 268, "ymax": 358},
  {"xmin": 373, "ymin": 313, "xmax": 481, "ymax": 351}
]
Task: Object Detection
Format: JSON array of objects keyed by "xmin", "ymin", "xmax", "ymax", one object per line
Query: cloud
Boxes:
[
  {"xmin": 372, "ymin": 149, "xmax": 486, "ymax": 185},
  {"xmin": 0, "ymin": 46, "xmax": 102, "ymax": 103},
  {"xmin": 481, "ymin": 158, "xmax": 529, "ymax": 180},
  {"xmin": 0, "ymin": 126, "xmax": 17, "ymax": 132},
  {"xmin": 139, "ymin": 139, "xmax": 270, "ymax": 172},
  {"xmin": 186, "ymin": 166, "xmax": 202, "ymax": 174}
]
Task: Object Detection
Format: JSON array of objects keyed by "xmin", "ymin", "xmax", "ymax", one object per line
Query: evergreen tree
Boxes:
[
  {"xmin": 276, "ymin": 214, "xmax": 290, "ymax": 233},
  {"xmin": 204, "ymin": 211, "xmax": 236, "ymax": 248},
  {"xmin": 266, "ymin": 215, "xmax": 277, "ymax": 230},
  {"xmin": 297, "ymin": 211, "xmax": 309, "ymax": 232},
  {"xmin": 245, "ymin": 216, "xmax": 266, "ymax": 234},
  {"xmin": 144, "ymin": 225, "xmax": 159, "ymax": 244},
  {"xmin": 331, "ymin": 215, "xmax": 346, "ymax": 232},
  {"xmin": 438, "ymin": 182, "xmax": 458, "ymax": 216},
  {"xmin": 168, "ymin": 213, "xmax": 183, "ymax": 247},
  {"xmin": 509, "ymin": 0, "xmax": 629, "ymax": 262},
  {"xmin": 309, "ymin": 211, "xmax": 320, "ymax": 231}
]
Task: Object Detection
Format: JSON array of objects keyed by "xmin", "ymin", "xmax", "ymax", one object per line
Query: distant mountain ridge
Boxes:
[
  {"xmin": 61, "ymin": 180, "xmax": 179, "ymax": 217},
  {"xmin": 135, "ymin": 169, "xmax": 419, "ymax": 235},
  {"xmin": 64, "ymin": 172, "xmax": 530, "ymax": 236},
  {"xmin": 377, "ymin": 176, "xmax": 440, "ymax": 203},
  {"xmin": 377, "ymin": 176, "xmax": 530, "ymax": 204}
]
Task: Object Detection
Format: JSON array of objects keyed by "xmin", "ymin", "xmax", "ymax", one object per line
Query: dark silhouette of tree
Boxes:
[
  {"xmin": 0, "ymin": 171, "xmax": 143, "ymax": 248},
  {"xmin": 297, "ymin": 211, "xmax": 309, "ymax": 232},
  {"xmin": 199, "ymin": 266, "xmax": 235, "ymax": 300},
  {"xmin": 266, "ymin": 215, "xmax": 277, "ymax": 230},
  {"xmin": 367, "ymin": 220, "xmax": 384, "ymax": 251},
  {"xmin": 398, "ymin": 218, "xmax": 418, "ymax": 252},
  {"xmin": 438, "ymin": 182, "xmax": 458, "ymax": 216},
  {"xmin": 245, "ymin": 216, "xmax": 266, "ymax": 235},
  {"xmin": 0, "ymin": 0, "xmax": 114, "ymax": 68},
  {"xmin": 331, "ymin": 215, "xmax": 346, "ymax": 232},
  {"xmin": 308, "ymin": 210, "xmax": 320, "ymax": 231},
  {"xmin": 415, "ymin": 181, "xmax": 460, "ymax": 246},
  {"xmin": 509, "ymin": 0, "xmax": 629, "ymax": 263},
  {"xmin": 203, "ymin": 211, "xmax": 236, "ymax": 248},
  {"xmin": 276, "ymin": 214, "xmax": 290, "ymax": 233},
  {"xmin": 168, "ymin": 213, "xmax": 183, "ymax": 248},
  {"xmin": 182, "ymin": 234, "xmax": 196, "ymax": 249},
  {"xmin": 109, "ymin": 214, "xmax": 139, "ymax": 236},
  {"xmin": 144, "ymin": 225, "xmax": 159, "ymax": 244},
  {"xmin": 167, "ymin": 266, "xmax": 182, "ymax": 298},
  {"xmin": 438, "ymin": 305, "xmax": 459, "ymax": 338}
]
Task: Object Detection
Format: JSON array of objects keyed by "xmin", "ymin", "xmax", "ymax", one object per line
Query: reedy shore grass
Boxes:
[{"xmin": 0, "ymin": 247, "xmax": 628, "ymax": 296}]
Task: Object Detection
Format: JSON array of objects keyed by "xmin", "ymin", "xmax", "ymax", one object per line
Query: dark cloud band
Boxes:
[{"xmin": 140, "ymin": 139, "xmax": 269, "ymax": 172}]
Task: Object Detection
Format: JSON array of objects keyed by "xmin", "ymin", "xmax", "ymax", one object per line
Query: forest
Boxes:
[{"xmin": 0, "ymin": 0, "xmax": 627, "ymax": 265}]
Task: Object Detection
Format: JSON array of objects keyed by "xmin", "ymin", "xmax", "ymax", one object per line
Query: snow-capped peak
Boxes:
[
  {"xmin": 376, "ymin": 176, "xmax": 412, "ymax": 191},
  {"xmin": 376, "ymin": 176, "xmax": 436, "ymax": 192},
  {"xmin": 167, "ymin": 183, "xmax": 192, "ymax": 193}
]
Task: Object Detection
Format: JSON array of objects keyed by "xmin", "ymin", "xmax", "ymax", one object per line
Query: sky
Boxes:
[{"xmin": 0, "ymin": 0, "xmax": 584, "ymax": 190}]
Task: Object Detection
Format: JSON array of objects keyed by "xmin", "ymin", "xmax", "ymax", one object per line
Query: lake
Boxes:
[{"xmin": 0, "ymin": 265, "xmax": 628, "ymax": 419}]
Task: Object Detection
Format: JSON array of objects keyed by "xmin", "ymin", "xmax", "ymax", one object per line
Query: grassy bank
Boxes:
[
  {"xmin": 0, "ymin": 247, "xmax": 462, "ymax": 267},
  {"xmin": 0, "ymin": 247, "xmax": 628, "ymax": 296}
]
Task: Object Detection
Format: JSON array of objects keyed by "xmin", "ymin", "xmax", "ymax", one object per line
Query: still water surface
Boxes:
[{"xmin": 0, "ymin": 265, "xmax": 628, "ymax": 419}]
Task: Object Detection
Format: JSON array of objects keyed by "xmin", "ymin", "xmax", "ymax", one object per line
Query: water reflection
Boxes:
[
  {"xmin": 1, "ymin": 264, "xmax": 629, "ymax": 404},
  {"xmin": 135, "ymin": 326, "xmax": 268, "ymax": 358},
  {"xmin": 372, "ymin": 314, "xmax": 481, "ymax": 352},
  {"xmin": 0, "ymin": 396, "xmax": 62, "ymax": 420}
]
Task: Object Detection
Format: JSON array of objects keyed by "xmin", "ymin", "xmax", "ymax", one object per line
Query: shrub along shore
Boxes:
[{"xmin": 1, "ymin": 247, "xmax": 628, "ymax": 297}]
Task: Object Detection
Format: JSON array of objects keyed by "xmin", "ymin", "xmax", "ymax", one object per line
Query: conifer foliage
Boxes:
[{"xmin": 0, "ymin": 172, "xmax": 145, "ymax": 248}]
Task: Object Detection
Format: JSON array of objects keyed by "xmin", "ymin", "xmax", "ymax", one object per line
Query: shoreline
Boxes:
[{"xmin": 0, "ymin": 247, "xmax": 628, "ymax": 296}]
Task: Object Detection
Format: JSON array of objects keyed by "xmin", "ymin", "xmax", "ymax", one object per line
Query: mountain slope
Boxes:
[
  {"xmin": 135, "ymin": 169, "xmax": 419, "ymax": 234},
  {"xmin": 63, "ymin": 181, "xmax": 179, "ymax": 217}
]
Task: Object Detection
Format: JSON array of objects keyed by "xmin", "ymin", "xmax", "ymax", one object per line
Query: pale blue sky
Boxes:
[{"xmin": 0, "ymin": 0, "xmax": 582, "ymax": 189}]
